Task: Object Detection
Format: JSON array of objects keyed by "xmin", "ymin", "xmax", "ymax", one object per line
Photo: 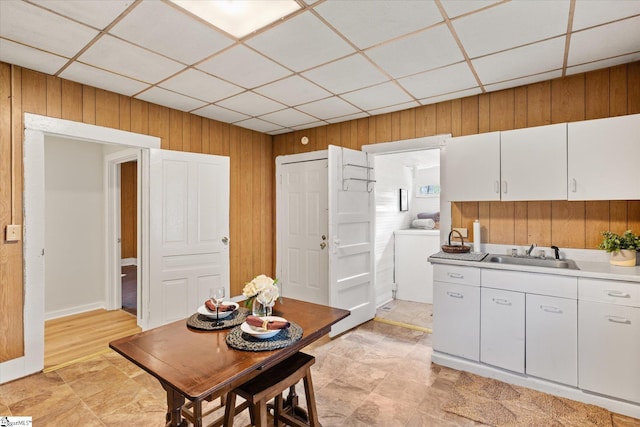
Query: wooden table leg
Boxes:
[{"xmin": 162, "ymin": 382, "xmax": 187, "ymax": 427}]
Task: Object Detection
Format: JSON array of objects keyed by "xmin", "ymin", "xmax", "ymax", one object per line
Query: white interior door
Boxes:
[
  {"xmin": 278, "ymin": 159, "xmax": 329, "ymax": 304},
  {"xmin": 148, "ymin": 149, "xmax": 229, "ymax": 328},
  {"xmin": 328, "ymin": 145, "xmax": 376, "ymax": 337}
]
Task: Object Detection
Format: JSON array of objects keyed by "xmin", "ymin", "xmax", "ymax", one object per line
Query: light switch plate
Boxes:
[
  {"xmin": 5, "ymin": 224, "xmax": 21, "ymax": 242},
  {"xmin": 452, "ymin": 227, "xmax": 468, "ymax": 238}
]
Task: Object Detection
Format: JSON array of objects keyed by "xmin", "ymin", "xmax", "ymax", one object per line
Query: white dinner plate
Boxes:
[
  {"xmin": 197, "ymin": 301, "xmax": 239, "ymax": 319},
  {"xmin": 240, "ymin": 316, "xmax": 288, "ymax": 339}
]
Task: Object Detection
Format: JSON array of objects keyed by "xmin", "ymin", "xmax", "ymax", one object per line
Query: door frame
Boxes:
[
  {"xmin": 104, "ymin": 149, "xmax": 141, "ymax": 319},
  {"xmin": 4, "ymin": 113, "xmax": 159, "ymax": 384},
  {"xmin": 275, "ymin": 150, "xmax": 329, "ymax": 289},
  {"xmin": 361, "ymin": 134, "xmax": 451, "ymax": 244}
]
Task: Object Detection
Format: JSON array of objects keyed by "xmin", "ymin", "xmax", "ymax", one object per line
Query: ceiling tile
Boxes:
[
  {"xmin": 136, "ymin": 87, "xmax": 206, "ymax": 112},
  {"xmin": 259, "ymin": 109, "xmax": 317, "ymax": 128},
  {"xmin": 29, "ymin": 0, "xmax": 133, "ymax": 29},
  {"xmin": 78, "ymin": 35, "xmax": 185, "ymax": 83},
  {"xmin": 197, "ymin": 45, "xmax": 291, "ymax": 89},
  {"xmin": 398, "ymin": 62, "xmax": 477, "ymax": 99},
  {"xmin": 255, "ymin": 75, "xmax": 330, "ymax": 106},
  {"xmin": 290, "ymin": 121, "xmax": 327, "ymax": 130},
  {"xmin": 325, "ymin": 112, "xmax": 369, "ymax": 124},
  {"xmin": 270, "ymin": 128, "xmax": 297, "ymax": 135},
  {"xmin": 419, "ymin": 87, "xmax": 482, "ymax": 106},
  {"xmin": 440, "ymin": 0, "xmax": 502, "ymax": 19},
  {"xmin": 314, "ymin": 1, "xmax": 442, "ymax": 49},
  {"xmin": 0, "ymin": 1, "xmax": 98, "ymax": 57},
  {"xmin": 365, "ymin": 24, "xmax": 463, "ymax": 78},
  {"xmin": 217, "ymin": 92, "xmax": 286, "ymax": 117},
  {"xmin": 246, "ymin": 11, "xmax": 354, "ymax": 72},
  {"xmin": 368, "ymin": 101, "xmax": 420, "ymax": 116},
  {"xmin": 484, "ymin": 70, "xmax": 562, "ymax": 92},
  {"xmin": 341, "ymin": 82, "xmax": 414, "ymax": 111},
  {"xmin": 566, "ymin": 51, "xmax": 640, "ymax": 75},
  {"xmin": 573, "ymin": 0, "xmax": 640, "ymax": 31},
  {"xmin": 60, "ymin": 62, "xmax": 149, "ymax": 96},
  {"xmin": 0, "ymin": 39, "xmax": 68, "ymax": 75},
  {"xmin": 234, "ymin": 118, "xmax": 283, "ymax": 133},
  {"xmin": 453, "ymin": 1, "xmax": 570, "ymax": 58},
  {"xmin": 110, "ymin": 0, "xmax": 233, "ymax": 65},
  {"xmin": 473, "ymin": 37, "xmax": 565, "ymax": 85},
  {"xmin": 568, "ymin": 17, "xmax": 640, "ymax": 66},
  {"xmin": 297, "ymin": 97, "xmax": 361, "ymax": 119},
  {"xmin": 192, "ymin": 104, "xmax": 250, "ymax": 123},
  {"xmin": 160, "ymin": 69, "xmax": 243, "ymax": 103},
  {"xmin": 302, "ymin": 54, "xmax": 388, "ymax": 94}
]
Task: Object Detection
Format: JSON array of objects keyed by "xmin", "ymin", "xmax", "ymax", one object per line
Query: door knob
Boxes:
[
  {"xmin": 222, "ymin": 236, "xmax": 229, "ymax": 244},
  {"xmin": 320, "ymin": 242, "xmax": 327, "ymax": 249}
]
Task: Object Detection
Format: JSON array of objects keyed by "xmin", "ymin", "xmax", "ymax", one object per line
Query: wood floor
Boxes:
[{"xmin": 44, "ymin": 309, "xmax": 141, "ymax": 371}]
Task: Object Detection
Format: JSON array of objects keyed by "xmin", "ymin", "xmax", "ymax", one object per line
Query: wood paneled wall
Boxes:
[
  {"xmin": 274, "ymin": 62, "xmax": 640, "ymax": 250},
  {"xmin": 120, "ymin": 161, "xmax": 137, "ymax": 259},
  {"xmin": 0, "ymin": 63, "xmax": 274, "ymax": 363}
]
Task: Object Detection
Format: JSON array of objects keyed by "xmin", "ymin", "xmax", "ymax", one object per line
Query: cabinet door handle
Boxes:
[
  {"xmin": 494, "ymin": 180, "xmax": 500, "ymax": 194},
  {"xmin": 606, "ymin": 315, "xmax": 631, "ymax": 325},
  {"xmin": 493, "ymin": 298, "xmax": 511, "ymax": 306},
  {"xmin": 447, "ymin": 273, "xmax": 463, "ymax": 279},
  {"xmin": 502, "ymin": 181, "xmax": 507, "ymax": 194},
  {"xmin": 570, "ymin": 178, "xmax": 577, "ymax": 193},
  {"xmin": 446, "ymin": 291, "xmax": 463, "ymax": 299},
  {"xmin": 540, "ymin": 305, "xmax": 562, "ymax": 314},
  {"xmin": 606, "ymin": 290, "xmax": 631, "ymax": 298}
]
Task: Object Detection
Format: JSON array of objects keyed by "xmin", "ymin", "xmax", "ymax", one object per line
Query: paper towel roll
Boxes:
[{"xmin": 473, "ymin": 220, "xmax": 481, "ymax": 252}]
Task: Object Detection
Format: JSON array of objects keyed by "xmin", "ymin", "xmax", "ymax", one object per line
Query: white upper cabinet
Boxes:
[
  {"xmin": 568, "ymin": 114, "xmax": 640, "ymax": 200},
  {"xmin": 500, "ymin": 123, "xmax": 567, "ymax": 201},
  {"xmin": 445, "ymin": 132, "xmax": 500, "ymax": 201}
]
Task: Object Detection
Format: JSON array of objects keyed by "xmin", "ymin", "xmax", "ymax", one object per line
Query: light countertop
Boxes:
[
  {"xmin": 428, "ymin": 253, "xmax": 640, "ymax": 283},
  {"xmin": 395, "ymin": 229, "xmax": 440, "ymax": 236}
]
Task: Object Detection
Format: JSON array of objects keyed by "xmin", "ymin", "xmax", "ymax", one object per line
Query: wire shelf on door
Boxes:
[{"xmin": 342, "ymin": 162, "xmax": 375, "ymax": 192}]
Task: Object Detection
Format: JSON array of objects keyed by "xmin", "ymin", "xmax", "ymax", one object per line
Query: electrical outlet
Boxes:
[
  {"xmin": 5, "ymin": 224, "xmax": 21, "ymax": 242},
  {"xmin": 452, "ymin": 227, "xmax": 468, "ymax": 238}
]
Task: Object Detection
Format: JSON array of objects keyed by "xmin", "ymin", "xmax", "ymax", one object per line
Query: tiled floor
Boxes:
[{"xmin": 1, "ymin": 300, "xmax": 638, "ymax": 426}]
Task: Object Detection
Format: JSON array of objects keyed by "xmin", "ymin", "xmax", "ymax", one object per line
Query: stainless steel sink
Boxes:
[{"xmin": 484, "ymin": 255, "xmax": 579, "ymax": 270}]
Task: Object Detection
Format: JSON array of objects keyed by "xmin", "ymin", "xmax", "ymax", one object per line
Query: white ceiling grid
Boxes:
[{"xmin": 0, "ymin": 0, "xmax": 639, "ymax": 135}]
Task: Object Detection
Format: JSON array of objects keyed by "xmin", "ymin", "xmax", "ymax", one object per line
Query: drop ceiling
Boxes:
[{"xmin": 1, "ymin": 0, "xmax": 639, "ymax": 135}]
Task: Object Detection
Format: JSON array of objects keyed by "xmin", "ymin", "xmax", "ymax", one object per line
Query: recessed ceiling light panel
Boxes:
[{"xmin": 169, "ymin": 0, "xmax": 300, "ymax": 38}]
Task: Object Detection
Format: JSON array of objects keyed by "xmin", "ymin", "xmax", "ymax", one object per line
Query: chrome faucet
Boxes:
[{"xmin": 526, "ymin": 243, "xmax": 537, "ymax": 257}]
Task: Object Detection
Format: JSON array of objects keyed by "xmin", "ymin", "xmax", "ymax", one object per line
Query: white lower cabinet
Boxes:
[
  {"xmin": 480, "ymin": 287, "xmax": 525, "ymax": 373},
  {"xmin": 526, "ymin": 294, "xmax": 577, "ymax": 386},
  {"xmin": 579, "ymin": 300, "xmax": 640, "ymax": 403},
  {"xmin": 433, "ymin": 281, "xmax": 480, "ymax": 361}
]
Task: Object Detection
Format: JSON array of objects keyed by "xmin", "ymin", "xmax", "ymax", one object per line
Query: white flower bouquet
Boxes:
[{"xmin": 242, "ymin": 274, "xmax": 280, "ymax": 307}]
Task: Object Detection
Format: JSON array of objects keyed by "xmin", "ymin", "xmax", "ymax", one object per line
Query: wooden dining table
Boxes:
[{"xmin": 109, "ymin": 297, "xmax": 350, "ymax": 427}]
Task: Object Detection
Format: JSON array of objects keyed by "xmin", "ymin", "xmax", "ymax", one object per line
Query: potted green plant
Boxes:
[{"xmin": 599, "ymin": 230, "xmax": 640, "ymax": 266}]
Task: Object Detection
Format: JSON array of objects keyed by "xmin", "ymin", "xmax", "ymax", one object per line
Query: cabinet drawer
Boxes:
[
  {"xmin": 578, "ymin": 278, "xmax": 640, "ymax": 307},
  {"xmin": 433, "ymin": 265, "xmax": 480, "ymax": 286},
  {"xmin": 481, "ymin": 269, "xmax": 576, "ymax": 298},
  {"xmin": 578, "ymin": 300, "xmax": 640, "ymax": 403},
  {"xmin": 433, "ymin": 282, "xmax": 480, "ymax": 361},
  {"xmin": 480, "ymin": 288, "xmax": 525, "ymax": 373},
  {"xmin": 526, "ymin": 294, "xmax": 577, "ymax": 386}
]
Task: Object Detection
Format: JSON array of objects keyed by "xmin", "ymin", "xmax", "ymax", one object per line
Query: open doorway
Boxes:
[{"xmin": 120, "ymin": 160, "xmax": 137, "ymax": 316}]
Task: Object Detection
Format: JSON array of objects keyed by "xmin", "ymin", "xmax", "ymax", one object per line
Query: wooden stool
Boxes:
[
  {"xmin": 181, "ymin": 393, "xmax": 250, "ymax": 427},
  {"xmin": 223, "ymin": 352, "xmax": 319, "ymax": 427}
]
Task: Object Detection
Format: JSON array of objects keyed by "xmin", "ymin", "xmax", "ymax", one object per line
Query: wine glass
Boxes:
[{"xmin": 210, "ymin": 287, "xmax": 225, "ymax": 326}]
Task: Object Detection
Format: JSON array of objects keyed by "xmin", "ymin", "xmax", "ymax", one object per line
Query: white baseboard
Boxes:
[
  {"xmin": 121, "ymin": 258, "xmax": 137, "ymax": 266},
  {"xmin": 432, "ymin": 351, "xmax": 640, "ymax": 419},
  {"xmin": 45, "ymin": 302, "xmax": 105, "ymax": 321}
]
